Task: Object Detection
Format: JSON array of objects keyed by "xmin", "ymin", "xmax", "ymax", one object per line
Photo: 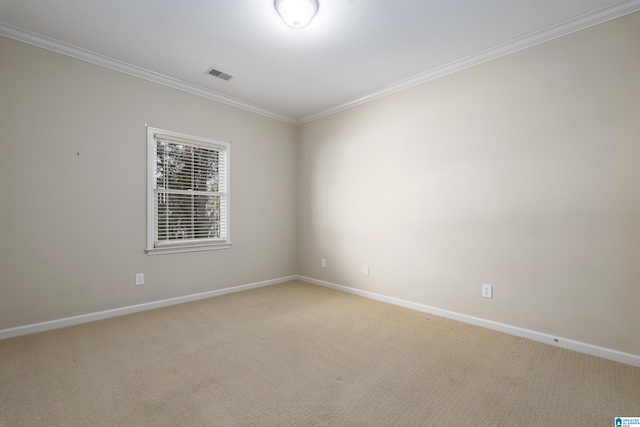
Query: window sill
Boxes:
[{"xmin": 146, "ymin": 243, "xmax": 231, "ymax": 255}]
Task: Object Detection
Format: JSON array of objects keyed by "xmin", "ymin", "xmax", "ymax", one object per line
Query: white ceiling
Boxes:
[{"xmin": 1, "ymin": 0, "xmax": 638, "ymax": 124}]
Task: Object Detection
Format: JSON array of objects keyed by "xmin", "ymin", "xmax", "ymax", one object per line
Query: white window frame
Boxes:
[{"xmin": 146, "ymin": 126, "xmax": 231, "ymax": 255}]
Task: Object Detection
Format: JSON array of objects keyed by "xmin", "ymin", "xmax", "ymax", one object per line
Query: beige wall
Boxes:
[
  {"xmin": 297, "ymin": 12, "xmax": 640, "ymax": 355},
  {"xmin": 2, "ymin": 12, "xmax": 639, "ymax": 357},
  {"xmin": 0, "ymin": 37, "xmax": 298, "ymax": 329}
]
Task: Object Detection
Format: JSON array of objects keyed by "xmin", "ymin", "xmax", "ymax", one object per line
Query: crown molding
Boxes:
[
  {"xmin": 0, "ymin": 23, "xmax": 298, "ymax": 125},
  {"xmin": 2, "ymin": 0, "xmax": 639, "ymax": 126},
  {"xmin": 298, "ymin": 0, "xmax": 640, "ymax": 125}
]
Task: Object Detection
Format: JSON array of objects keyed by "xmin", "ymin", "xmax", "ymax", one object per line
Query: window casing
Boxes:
[{"xmin": 147, "ymin": 127, "xmax": 230, "ymax": 254}]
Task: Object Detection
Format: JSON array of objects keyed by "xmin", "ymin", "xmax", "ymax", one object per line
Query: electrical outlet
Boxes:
[
  {"xmin": 482, "ymin": 284, "xmax": 492, "ymax": 298},
  {"xmin": 135, "ymin": 273, "xmax": 144, "ymax": 286},
  {"xmin": 363, "ymin": 265, "xmax": 369, "ymax": 276},
  {"xmin": 321, "ymin": 258, "xmax": 326, "ymax": 268}
]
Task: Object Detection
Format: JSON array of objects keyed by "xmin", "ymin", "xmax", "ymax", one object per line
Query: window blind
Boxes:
[{"xmin": 152, "ymin": 132, "xmax": 228, "ymax": 249}]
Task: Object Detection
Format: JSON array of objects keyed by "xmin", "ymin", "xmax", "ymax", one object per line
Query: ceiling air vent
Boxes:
[{"xmin": 206, "ymin": 68, "xmax": 234, "ymax": 81}]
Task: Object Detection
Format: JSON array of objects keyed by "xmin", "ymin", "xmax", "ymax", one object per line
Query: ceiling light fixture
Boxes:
[{"xmin": 274, "ymin": 0, "xmax": 319, "ymax": 28}]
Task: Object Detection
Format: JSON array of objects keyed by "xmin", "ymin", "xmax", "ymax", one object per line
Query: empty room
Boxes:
[{"xmin": 1, "ymin": 0, "xmax": 639, "ymax": 425}]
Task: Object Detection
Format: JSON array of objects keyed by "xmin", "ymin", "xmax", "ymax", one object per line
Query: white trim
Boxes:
[
  {"xmin": 0, "ymin": 23, "xmax": 297, "ymax": 125},
  {"xmin": 297, "ymin": 276, "xmax": 640, "ymax": 368},
  {"xmin": 146, "ymin": 243, "xmax": 232, "ymax": 255},
  {"xmin": 298, "ymin": 0, "xmax": 640, "ymax": 124},
  {"xmin": 2, "ymin": 1, "xmax": 639, "ymax": 126},
  {"xmin": 146, "ymin": 126, "xmax": 231, "ymax": 254},
  {"xmin": 0, "ymin": 275, "xmax": 297, "ymax": 340},
  {"xmin": 3, "ymin": 274, "xmax": 639, "ymax": 368}
]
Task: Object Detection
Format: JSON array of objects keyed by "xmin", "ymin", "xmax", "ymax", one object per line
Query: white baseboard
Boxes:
[
  {"xmin": 297, "ymin": 275, "xmax": 640, "ymax": 368},
  {"xmin": 0, "ymin": 275, "xmax": 297, "ymax": 340},
  {"xmin": 4, "ymin": 274, "xmax": 638, "ymax": 368}
]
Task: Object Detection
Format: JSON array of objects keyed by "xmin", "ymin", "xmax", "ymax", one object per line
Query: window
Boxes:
[{"xmin": 146, "ymin": 127, "xmax": 230, "ymax": 254}]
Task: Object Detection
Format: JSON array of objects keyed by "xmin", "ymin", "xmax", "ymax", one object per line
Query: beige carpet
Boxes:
[{"xmin": 1, "ymin": 281, "xmax": 638, "ymax": 426}]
